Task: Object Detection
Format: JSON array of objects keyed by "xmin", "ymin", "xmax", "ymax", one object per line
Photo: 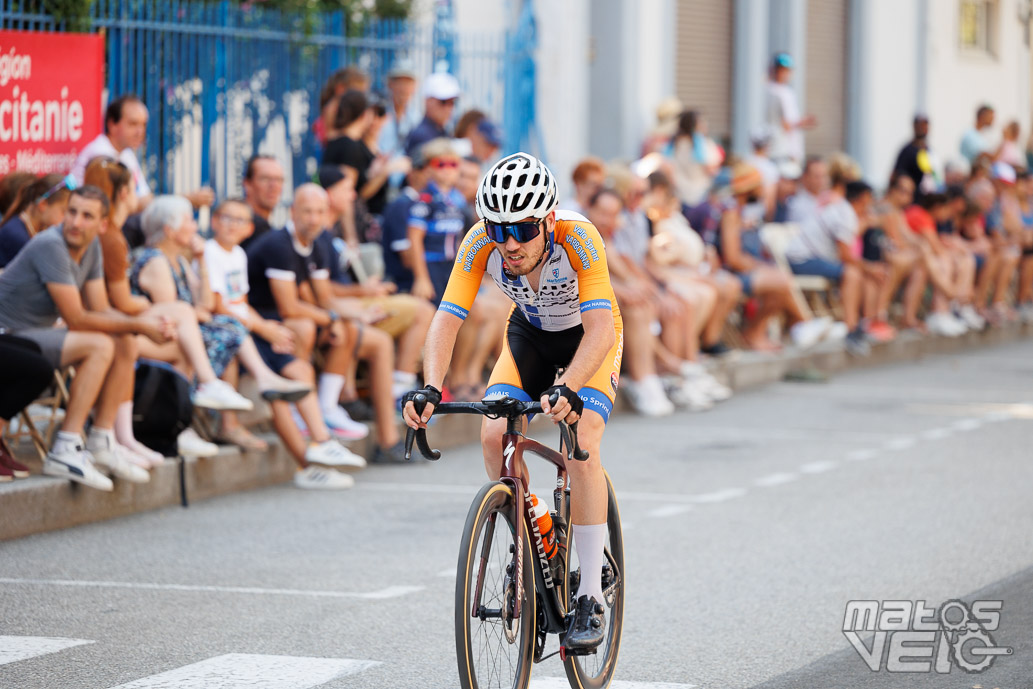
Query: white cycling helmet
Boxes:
[{"xmin": 476, "ymin": 152, "xmax": 558, "ymax": 223}]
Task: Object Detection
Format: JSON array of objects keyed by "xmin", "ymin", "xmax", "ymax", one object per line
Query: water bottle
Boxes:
[{"xmin": 530, "ymin": 494, "xmax": 558, "ymax": 559}]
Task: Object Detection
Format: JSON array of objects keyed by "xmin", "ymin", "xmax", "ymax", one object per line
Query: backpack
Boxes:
[{"xmin": 133, "ymin": 360, "xmax": 193, "ymax": 457}]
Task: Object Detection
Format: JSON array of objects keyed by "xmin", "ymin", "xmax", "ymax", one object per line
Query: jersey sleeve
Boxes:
[
  {"xmin": 438, "ymin": 222, "xmax": 492, "ymax": 320},
  {"xmin": 558, "ymin": 220, "xmax": 615, "ymax": 314}
]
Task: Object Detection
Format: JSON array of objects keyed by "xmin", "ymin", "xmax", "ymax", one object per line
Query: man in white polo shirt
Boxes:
[{"xmin": 70, "ymin": 94, "xmax": 214, "ymax": 211}]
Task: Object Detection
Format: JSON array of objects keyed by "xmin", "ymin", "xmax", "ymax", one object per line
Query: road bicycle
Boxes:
[{"xmin": 406, "ymin": 394, "xmax": 625, "ymax": 689}]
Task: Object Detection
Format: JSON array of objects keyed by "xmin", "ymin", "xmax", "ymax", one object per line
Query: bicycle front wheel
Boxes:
[
  {"xmin": 456, "ymin": 481, "xmax": 536, "ymax": 689},
  {"xmin": 563, "ymin": 469, "xmax": 625, "ymax": 689}
]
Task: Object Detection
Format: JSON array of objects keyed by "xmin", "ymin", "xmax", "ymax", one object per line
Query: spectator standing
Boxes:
[
  {"xmin": 765, "ymin": 52, "xmax": 817, "ymax": 164},
  {"xmin": 404, "ymin": 72, "xmax": 461, "ymax": 158},
  {"xmin": 315, "ymin": 66, "xmax": 370, "ymax": 146},
  {"xmin": 453, "ymin": 109, "xmax": 503, "ymax": 165},
  {"xmin": 0, "ymin": 187, "xmax": 178, "ymax": 489},
  {"xmin": 70, "ymin": 95, "xmax": 213, "ymax": 211},
  {"xmin": 377, "ymin": 59, "xmax": 421, "ymax": 157},
  {"xmin": 406, "ymin": 139, "xmax": 467, "ymax": 303},
  {"xmin": 0, "ymin": 174, "xmax": 72, "ymax": 267},
  {"xmin": 893, "ymin": 114, "xmax": 939, "ymax": 198},
  {"xmin": 668, "ymin": 110, "xmax": 722, "ymax": 206},
  {"xmin": 240, "ymin": 155, "xmax": 286, "ymax": 251},
  {"xmin": 960, "ymin": 104, "xmax": 997, "ymax": 166},
  {"xmin": 562, "ymin": 157, "xmax": 606, "ymax": 215}
]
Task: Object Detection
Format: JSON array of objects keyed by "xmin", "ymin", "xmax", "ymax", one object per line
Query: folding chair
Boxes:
[
  {"xmin": 760, "ymin": 222, "xmax": 835, "ymax": 319},
  {"xmin": 4, "ymin": 367, "xmax": 74, "ymax": 460}
]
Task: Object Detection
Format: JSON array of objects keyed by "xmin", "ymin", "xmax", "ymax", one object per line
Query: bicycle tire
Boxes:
[
  {"xmin": 456, "ymin": 481, "xmax": 536, "ymax": 689},
  {"xmin": 562, "ymin": 470, "xmax": 625, "ymax": 689}
]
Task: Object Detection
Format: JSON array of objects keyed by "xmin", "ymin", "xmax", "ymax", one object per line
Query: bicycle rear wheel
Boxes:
[
  {"xmin": 456, "ymin": 481, "xmax": 536, "ymax": 689},
  {"xmin": 562, "ymin": 470, "xmax": 625, "ymax": 689}
]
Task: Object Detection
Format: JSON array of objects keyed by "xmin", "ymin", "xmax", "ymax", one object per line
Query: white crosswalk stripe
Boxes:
[
  {"xmin": 530, "ymin": 679, "xmax": 695, "ymax": 689},
  {"xmin": 0, "ymin": 635, "xmax": 93, "ymax": 666},
  {"xmin": 105, "ymin": 653, "xmax": 378, "ymax": 689}
]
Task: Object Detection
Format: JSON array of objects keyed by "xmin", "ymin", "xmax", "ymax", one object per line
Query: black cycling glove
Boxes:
[
  {"xmin": 543, "ymin": 384, "xmax": 584, "ymax": 417},
  {"xmin": 402, "ymin": 385, "xmax": 442, "ymax": 415}
]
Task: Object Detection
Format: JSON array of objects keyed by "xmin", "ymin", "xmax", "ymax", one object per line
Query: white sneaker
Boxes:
[
  {"xmin": 193, "ymin": 380, "xmax": 254, "ymax": 411},
  {"xmin": 927, "ymin": 312, "xmax": 965, "ymax": 337},
  {"xmin": 959, "ymin": 304, "xmax": 986, "ymax": 331},
  {"xmin": 294, "ymin": 465, "xmax": 355, "ymax": 490},
  {"xmin": 323, "ymin": 405, "xmax": 370, "ymax": 440},
  {"xmin": 668, "ymin": 377, "xmax": 715, "ymax": 412},
  {"xmin": 680, "ymin": 362, "xmax": 732, "ymax": 402},
  {"xmin": 1020, "ymin": 303, "xmax": 1033, "ymax": 323},
  {"xmin": 825, "ymin": 322, "xmax": 850, "ymax": 341},
  {"xmin": 43, "ymin": 442, "xmax": 114, "ymax": 491},
  {"xmin": 305, "ymin": 440, "xmax": 367, "ymax": 469},
  {"xmin": 88, "ymin": 432, "xmax": 150, "ymax": 484},
  {"xmin": 789, "ymin": 318, "xmax": 832, "ymax": 349},
  {"xmin": 622, "ymin": 377, "xmax": 674, "ymax": 417},
  {"xmin": 177, "ymin": 428, "xmax": 220, "ymax": 457}
]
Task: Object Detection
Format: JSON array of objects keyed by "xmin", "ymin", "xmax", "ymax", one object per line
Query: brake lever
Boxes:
[
  {"xmin": 404, "ymin": 393, "xmax": 441, "ymax": 461},
  {"xmin": 549, "ymin": 392, "xmax": 590, "ymax": 462}
]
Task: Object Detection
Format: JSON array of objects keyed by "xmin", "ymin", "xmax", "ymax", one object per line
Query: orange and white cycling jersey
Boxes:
[{"xmin": 439, "ymin": 210, "xmax": 622, "ymax": 331}]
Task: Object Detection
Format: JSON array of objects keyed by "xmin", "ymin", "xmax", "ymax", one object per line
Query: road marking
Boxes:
[
  {"xmin": 754, "ymin": 472, "xmax": 798, "ymax": 487},
  {"xmin": 689, "ymin": 487, "xmax": 747, "ymax": 504},
  {"xmin": 846, "ymin": 449, "xmax": 878, "ymax": 461},
  {"xmin": 799, "ymin": 460, "xmax": 837, "ymax": 474},
  {"xmin": 0, "ymin": 578, "xmax": 422, "ymax": 600},
  {"xmin": 0, "ymin": 636, "xmax": 93, "ymax": 667},
  {"xmin": 920, "ymin": 427, "xmax": 953, "ymax": 441},
  {"xmin": 531, "ymin": 679, "xmax": 695, "ymax": 689},
  {"xmin": 983, "ymin": 410, "xmax": 1012, "ymax": 422},
  {"xmin": 952, "ymin": 418, "xmax": 983, "ymax": 432},
  {"xmin": 648, "ymin": 504, "xmax": 693, "ymax": 518},
  {"xmin": 884, "ymin": 437, "xmax": 916, "ymax": 451},
  {"xmin": 107, "ymin": 653, "xmax": 377, "ymax": 689}
]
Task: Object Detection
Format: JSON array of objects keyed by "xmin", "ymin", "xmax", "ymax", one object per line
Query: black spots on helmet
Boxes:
[
  {"xmin": 516, "ymin": 173, "xmax": 528, "ymax": 188},
  {"xmin": 531, "ymin": 172, "xmax": 541, "ymax": 186},
  {"xmin": 489, "ymin": 192, "xmax": 500, "ymax": 211},
  {"xmin": 511, "ymin": 193, "xmax": 532, "ymax": 214}
]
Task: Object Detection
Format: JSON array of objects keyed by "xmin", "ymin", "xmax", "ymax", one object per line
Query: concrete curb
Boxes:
[{"xmin": 2, "ymin": 322, "xmax": 1030, "ymax": 541}]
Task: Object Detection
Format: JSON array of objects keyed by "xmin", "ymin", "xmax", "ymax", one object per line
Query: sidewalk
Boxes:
[{"xmin": 2, "ymin": 322, "xmax": 1030, "ymax": 542}]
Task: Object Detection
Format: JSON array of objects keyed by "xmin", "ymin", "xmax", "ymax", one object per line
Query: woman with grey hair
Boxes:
[{"xmin": 130, "ymin": 195, "xmax": 312, "ymax": 454}]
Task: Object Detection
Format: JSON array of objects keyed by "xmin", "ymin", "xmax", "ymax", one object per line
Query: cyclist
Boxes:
[{"xmin": 403, "ymin": 152, "xmax": 622, "ymax": 652}]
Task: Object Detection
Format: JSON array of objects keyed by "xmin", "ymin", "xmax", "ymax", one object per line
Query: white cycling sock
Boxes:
[
  {"xmin": 573, "ymin": 523, "xmax": 607, "ymax": 605},
  {"xmin": 318, "ymin": 373, "xmax": 346, "ymax": 413}
]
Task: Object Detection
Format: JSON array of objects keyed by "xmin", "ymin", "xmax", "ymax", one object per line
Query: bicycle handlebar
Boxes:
[{"xmin": 404, "ymin": 393, "xmax": 589, "ymax": 462}]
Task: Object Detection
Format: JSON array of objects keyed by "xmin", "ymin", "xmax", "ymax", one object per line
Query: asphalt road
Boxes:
[{"xmin": 2, "ymin": 339, "xmax": 1033, "ymax": 689}]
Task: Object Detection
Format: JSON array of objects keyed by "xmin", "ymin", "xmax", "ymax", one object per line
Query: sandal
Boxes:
[{"xmin": 218, "ymin": 426, "xmax": 269, "ymax": 452}]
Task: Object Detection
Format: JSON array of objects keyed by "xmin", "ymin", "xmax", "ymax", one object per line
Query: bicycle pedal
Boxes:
[{"xmin": 559, "ymin": 645, "xmax": 597, "ymax": 661}]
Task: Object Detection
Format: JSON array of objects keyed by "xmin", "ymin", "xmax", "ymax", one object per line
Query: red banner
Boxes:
[{"xmin": 0, "ymin": 29, "xmax": 104, "ymax": 176}]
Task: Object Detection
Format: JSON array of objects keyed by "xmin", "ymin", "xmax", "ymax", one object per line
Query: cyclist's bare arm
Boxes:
[
  {"xmin": 401, "ymin": 310, "xmax": 464, "ymax": 429},
  {"xmin": 541, "ymin": 307, "xmax": 616, "ymax": 422}
]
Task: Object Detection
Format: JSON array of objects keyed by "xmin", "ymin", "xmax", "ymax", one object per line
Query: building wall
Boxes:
[
  {"xmin": 675, "ymin": 0, "xmax": 735, "ymax": 143},
  {"xmin": 924, "ymin": 0, "xmax": 1031, "ymax": 173}
]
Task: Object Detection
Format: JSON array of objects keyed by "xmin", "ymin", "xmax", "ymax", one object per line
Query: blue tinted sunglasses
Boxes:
[{"xmin": 485, "ymin": 218, "xmax": 543, "ymax": 244}]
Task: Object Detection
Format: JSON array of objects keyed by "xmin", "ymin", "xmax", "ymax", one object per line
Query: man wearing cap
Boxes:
[
  {"xmin": 765, "ymin": 53, "xmax": 817, "ymax": 164},
  {"xmin": 404, "ymin": 72, "xmax": 461, "ymax": 158},
  {"xmin": 378, "ymin": 59, "xmax": 422, "ymax": 157},
  {"xmin": 894, "ymin": 114, "xmax": 938, "ymax": 199},
  {"xmin": 453, "ymin": 109, "xmax": 503, "ymax": 165}
]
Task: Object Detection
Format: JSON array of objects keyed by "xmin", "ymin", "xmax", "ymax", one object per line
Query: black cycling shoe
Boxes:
[{"xmin": 564, "ymin": 594, "xmax": 605, "ymax": 652}]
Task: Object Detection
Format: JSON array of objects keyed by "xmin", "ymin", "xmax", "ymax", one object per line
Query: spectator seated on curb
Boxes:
[
  {"xmin": 785, "ymin": 180, "xmax": 875, "ymax": 356},
  {"xmin": 715, "ymin": 163, "xmax": 838, "ymax": 352},
  {"xmin": 0, "ymin": 173, "xmax": 72, "ymax": 268},
  {"xmin": 0, "ymin": 186, "xmax": 179, "ymax": 490},
  {"xmin": 785, "ymin": 156, "xmax": 828, "ymax": 225},
  {"xmin": 561, "ymin": 156, "xmax": 606, "ymax": 216},
  {"xmin": 203, "ymin": 197, "xmax": 362, "ymax": 487},
  {"xmin": 866, "ymin": 173, "xmax": 925, "ymax": 335},
  {"xmin": 0, "ymin": 335, "xmax": 57, "ymax": 481},
  {"xmin": 240, "ymin": 155, "xmax": 285, "ymax": 251}
]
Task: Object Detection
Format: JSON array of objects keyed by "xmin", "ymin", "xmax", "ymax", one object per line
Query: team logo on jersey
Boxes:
[
  {"xmin": 552, "ymin": 268, "xmax": 560, "ymax": 279},
  {"xmin": 610, "ymin": 371, "xmax": 619, "ymax": 393}
]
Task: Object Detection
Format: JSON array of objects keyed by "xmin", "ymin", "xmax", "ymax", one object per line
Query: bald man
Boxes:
[{"xmin": 245, "ymin": 184, "xmax": 370, "ymax": 440}]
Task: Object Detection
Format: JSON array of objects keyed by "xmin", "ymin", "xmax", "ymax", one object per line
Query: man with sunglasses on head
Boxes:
[
  {"xmin": 403, "ymin": 72, "xmax": 460, "ymax": 158},
  {"xmin": 402, "ymin": 153, "xmax": 623, "ymax": 653}
]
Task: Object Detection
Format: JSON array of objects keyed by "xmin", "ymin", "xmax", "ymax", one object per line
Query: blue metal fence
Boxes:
[{"xmin": 0, "ymin": 0, "xmax": 533, "ymax": 201}]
